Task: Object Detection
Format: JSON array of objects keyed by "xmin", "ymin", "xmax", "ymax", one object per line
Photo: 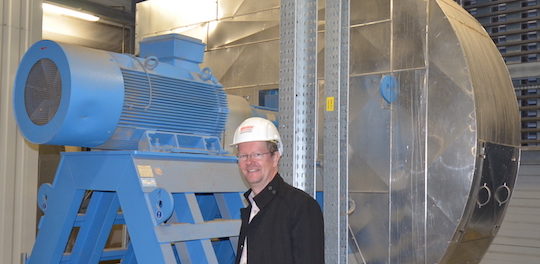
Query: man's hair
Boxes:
[
  {"xmin": 234, "ymin": 141, "xmax": 279, "ymax": 155},
  {"xmin": 266, "ymin": 141, "xmax": 279, "ymax": 154}
]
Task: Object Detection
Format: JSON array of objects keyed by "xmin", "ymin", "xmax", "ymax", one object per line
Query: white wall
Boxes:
[{"xmin": 0, "ymin": 0, "xmax": 41, "ymax": 263}]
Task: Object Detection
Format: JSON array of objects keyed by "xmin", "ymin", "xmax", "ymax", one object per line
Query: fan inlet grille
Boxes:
[{"xmin": 24, "ymin": 59, "xmax": 62, "ymax": 126}]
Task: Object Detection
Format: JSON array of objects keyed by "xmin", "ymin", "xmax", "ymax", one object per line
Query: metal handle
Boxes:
[
  {"xmin": 477, "ymin": 183, "xmax": 491, "ymax": 208},
  {"xmin": 347, "ymin": 199, "xmax": 356, "ymax": 215},
  {"xmin": 144, "ymin": 56, "xmax": 159, "ymax": 70},
  {"xmin": 495, "ymin": 182, "xmax": 511, "ymax": 206}
]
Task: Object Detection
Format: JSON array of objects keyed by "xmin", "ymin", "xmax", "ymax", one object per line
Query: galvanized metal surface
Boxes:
[
  {"xmin": 136, "ymin": 0, "xmax": 522, "ymax": 263},
  {"xmin": 324, "ymin": 0, "xmax": 350, "ymax": 263},
  {"xmin": 348, "ymin": 0, "xmax": 520, "ymax": 263},
  {"xmin": 279, "ymin": 0, "xmax": 318, "ymax": 194}
]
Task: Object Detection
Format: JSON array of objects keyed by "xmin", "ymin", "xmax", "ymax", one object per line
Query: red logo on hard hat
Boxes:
[{"xmin": 240, "ymin": 125, "xmax": 254, "ymax": 133}]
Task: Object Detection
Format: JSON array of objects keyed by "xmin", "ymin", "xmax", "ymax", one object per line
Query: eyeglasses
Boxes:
[{"xmin": 237, "ymin": 152, "xmax": 272, "ymax": 161}]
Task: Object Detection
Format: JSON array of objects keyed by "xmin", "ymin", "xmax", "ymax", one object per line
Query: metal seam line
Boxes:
[
  {"xmin": 388, "ymin": 0, "xmax": 394, "ymax": 262},
  {"xmin": 423, "ymin": 1, "xmax": 431, "ymax": 263}
]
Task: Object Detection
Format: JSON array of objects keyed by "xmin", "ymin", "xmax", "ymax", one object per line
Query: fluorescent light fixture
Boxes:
[{"xmin": 42, "ymin": 3, "xmax": 100, "ymax": 22}]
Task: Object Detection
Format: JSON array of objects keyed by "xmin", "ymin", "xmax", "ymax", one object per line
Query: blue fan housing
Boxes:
[{"xmin": 13, "ymin": 34, "xmax": 229, "ymax": 151}]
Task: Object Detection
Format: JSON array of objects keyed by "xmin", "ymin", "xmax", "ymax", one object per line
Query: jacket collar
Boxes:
[{"xmin": 243, "ymin": 173, "xmax": 284, "ymax": 210}]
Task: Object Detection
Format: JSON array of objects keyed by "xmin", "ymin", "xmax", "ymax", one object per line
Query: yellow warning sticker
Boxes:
[
  {"xmin": 326, "ymin": 97, "xmax": 335, "ymax": 112},
  {"xmin": 137, "ymin": 165, "xmax": 154, "ymax": 178}
]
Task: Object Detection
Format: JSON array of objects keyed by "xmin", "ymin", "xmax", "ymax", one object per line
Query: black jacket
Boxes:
[{"xmin": 235, "ymin": 174, "xmax": 324, "ymax": 264}]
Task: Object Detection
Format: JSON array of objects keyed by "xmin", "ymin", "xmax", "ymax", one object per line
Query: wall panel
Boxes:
[{"xmin": 0, "ymin": 0, "xmax": 41, "ymax": 263}]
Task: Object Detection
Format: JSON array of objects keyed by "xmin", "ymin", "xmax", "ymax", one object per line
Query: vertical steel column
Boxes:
[
  {"xmin": 279, "ymin": 0, "xmax": 318, "ymax": 196},
  {"xmin": 324, "ymin": 0, "xmax": 349, "ymax": 263}
]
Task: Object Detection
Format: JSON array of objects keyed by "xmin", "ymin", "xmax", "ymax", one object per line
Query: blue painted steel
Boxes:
[
  {"xmin": 140, "ymin": 34, "xmax": 205, "ymax": 71},
  {"xmin": 29, "ymin": 170, "xmax": 86, "ymax": 262},
  {"xmin": 257, "ymin": 89, "xmax": 279, "ymax": 110},
  {"xmin": 16, "ymin": 34, "xmax": 243, "ymax": 264},
  {"xmin": 98, "ymin": 249, "xmax": 129, "ymax": 261},
  {"xmin": 196, "ymin": 194, "xmax": 222, "ymax": 221},
  {"xmin": 132, "ymin": 150, "xmax": 238, "ymax": 163},
  {"xmin": 173, "ymin": 193, "xmax": 211, "ymax": 263},
  {"xmin": 213, "ymin": 240, "xmax": 236, "ymax": 263},
  {"xmin": 122, "ymin": 243, "xmax": 137, "ymax": 263},
  {"xmin": 68, "ymin": 192, "xmax": 119, "ymax": 263},
  {"xmin": 28, "ymin": 153, "xmax": 169, "ymax": 263},
  {"xmin": 316, "ymin": 191, "xmax": 324, "ymax": 208},
  {"xmin": 138, "ymin": 127, "xmax": 226, "ymax": 154},
  {"xmin": 149, "ymin": 188, "xmax": 174, "ymax": 224},
  {"xmin": 28, "ymin": 151, "xmax": 244, "ymax": 263},
  {"xmin": 37, "ymin": 183, "xmax": 53, "ymax": 212},
  {"xmin": 13, "ymin": 34, "xmax": 229, "ymax": 151},
  {"xmin": 379, "ymin": 75, "xmax": 399, "ymax": 104},
  {"xmin": 116, "ymin": 68, "xmax": 228, "ymax": 135},
  {"xmin": 214, "ymin": 193, "xmax": 245, "ymax": 256},
  {"xmin": 13, "ymin": 40, "xmax": 124, "ymax": 146},
  {"xmin": 140, "ymin": 34, "xmax": 205, "ymax": 64}
]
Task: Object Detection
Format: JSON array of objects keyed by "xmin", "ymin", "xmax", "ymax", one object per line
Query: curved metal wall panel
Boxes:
[
  {"xmin": 217, "ymin": 0, "xmax": 280, "ymax": 19},
  {"xmin": 438, "ymin": 0, "xmax": 521, "ymax": 145},
  {"xmin": 425, "ymin": 2, "xmax": 478, "ymax": 263},
  {"xmin": 136, "ymin": 0, "xmax": 218, "ymax": 45},
  {"xmin": 204, "ymin": 40, "xmax": 280, "ymax": 90},
  {"xmin": 348, "ymin": 0, "xmax": 520, "ymax": 263},
  {"xmin": 432, "ymin": 1, "xmax": 521, "ymax": 262}
]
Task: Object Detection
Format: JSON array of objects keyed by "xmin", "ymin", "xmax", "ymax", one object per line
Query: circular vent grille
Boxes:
[{"xmin": 24, "ymin": 59, "xmax": 62, "ymax": 126}]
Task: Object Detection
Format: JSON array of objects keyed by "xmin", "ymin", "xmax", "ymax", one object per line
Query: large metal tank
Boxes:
[{"xmin": 347, "ymin": 0, "xmax": 520, "ymax": 263}]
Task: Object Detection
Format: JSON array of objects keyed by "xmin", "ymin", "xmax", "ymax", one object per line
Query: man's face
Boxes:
[{"xmin": 237, "ymin": 141, "xmax": 280, "ymax": 193}]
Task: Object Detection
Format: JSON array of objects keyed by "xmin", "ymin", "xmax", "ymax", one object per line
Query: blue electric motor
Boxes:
[{"xmin": 13, "ymin": 34, "xmax": 229, "ymax": 152}]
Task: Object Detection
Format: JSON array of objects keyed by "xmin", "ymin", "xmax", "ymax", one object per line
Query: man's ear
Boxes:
[{"xmin": 273, "ymin": 152, "xmax": 281, "ymax": 167}]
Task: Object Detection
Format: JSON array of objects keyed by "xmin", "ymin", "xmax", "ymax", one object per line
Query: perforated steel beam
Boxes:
[
  {"xmin": 279, "ymin": 0, "xmax": 318, "ymax": 196},
  {"xmin": 324, "ymin": 0, "xmax": 350, "ymax": 263}
]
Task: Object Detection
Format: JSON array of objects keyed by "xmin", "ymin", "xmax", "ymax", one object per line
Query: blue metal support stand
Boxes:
[
  {"xmin": 68, "ymin": 191, "xmax": 120, "ymax": 263},
  {"xmin": 29, "ymin": 151, "xmax": 245, "ymax": 264}
]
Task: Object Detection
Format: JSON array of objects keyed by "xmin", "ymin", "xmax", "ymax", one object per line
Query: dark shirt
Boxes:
[{"xmin": 235, "ymin": 174, "xmax": 324, "ymax": 264}]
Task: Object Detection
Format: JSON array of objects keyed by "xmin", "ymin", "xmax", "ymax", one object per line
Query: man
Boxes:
[{"xmin": 231, "ymin": 117, "xmax": 324, "ymax": 264}]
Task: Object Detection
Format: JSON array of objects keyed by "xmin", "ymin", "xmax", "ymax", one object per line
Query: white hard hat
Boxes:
[{"xmin": 231, "ymin": 117, "xmax": 283, "ymax": 154}]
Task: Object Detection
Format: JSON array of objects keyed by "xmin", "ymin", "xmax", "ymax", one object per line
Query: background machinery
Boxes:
[
  {"xmin": 14, "ymin": 33, "xmax": 263, "ymax": 263},
  {"xmin": 13, "ymin": 0, "xmax": 522, "ymax": 263}
]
